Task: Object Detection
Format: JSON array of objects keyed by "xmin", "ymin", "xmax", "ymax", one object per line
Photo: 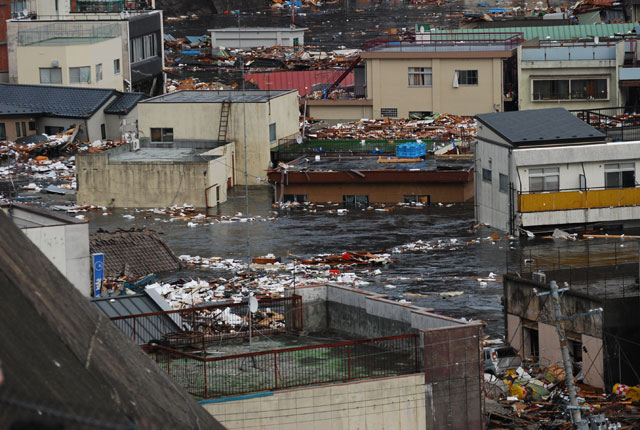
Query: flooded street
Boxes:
[{"xmin": 79, "ymin": 187, "xmax": 517, "ymax": 336}]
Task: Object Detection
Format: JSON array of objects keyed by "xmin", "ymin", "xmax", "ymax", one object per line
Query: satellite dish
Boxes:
[
  {"xmin": 249, "ymin": 296, "xmax": 258, "ymax": 313},
  {"xmin": 296, "ymin": 135, "xmax": 303, "ymax": 144}
]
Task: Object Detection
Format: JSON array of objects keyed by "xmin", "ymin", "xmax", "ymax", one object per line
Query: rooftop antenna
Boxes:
[{"xmin": 248, "ymin": 295, "xmax": 258, "ymax": 351}]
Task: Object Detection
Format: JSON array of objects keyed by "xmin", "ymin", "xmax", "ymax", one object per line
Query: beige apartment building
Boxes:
[{"xmin": 307, "ymin": 34, "xmax": 520, "ymax": 121}]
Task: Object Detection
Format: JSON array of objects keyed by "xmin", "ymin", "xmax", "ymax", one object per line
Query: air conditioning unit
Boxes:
[
  {"xmin": 532, "ymin": 271, "xmax": 546, "ymax": 284},
  {"xmin": 131, "ymin": 138, "xmax": 140, "ymax": 151}
]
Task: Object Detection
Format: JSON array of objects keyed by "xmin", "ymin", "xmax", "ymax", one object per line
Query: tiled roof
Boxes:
[
  {"xmin": 104, "ymin": 92, "xmax": 148, "ymax": 114},
  {"xmin": 90, "ymin": 229, "xmax": 183, "ymax": 278},
  {"xmin": 0, "ymin": 83, "xmax": 116, "ymax": 118},
  {"xmin": 0, "ymin": 103, "xmax": 41, "ymax": 116},
  {"xmin": 476, "ymin": 108, "xmax": 605, "ymax": 147}
]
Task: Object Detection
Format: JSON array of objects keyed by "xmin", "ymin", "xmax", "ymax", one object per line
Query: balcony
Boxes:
[{"xmin": 518, "ymin": 187, "xmax": 640, "ymax": 213}]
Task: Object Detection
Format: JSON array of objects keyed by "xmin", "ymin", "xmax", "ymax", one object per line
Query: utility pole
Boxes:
[{"xmin": 536, "ymin": 281, "xmax": 603, "ymax": 427}]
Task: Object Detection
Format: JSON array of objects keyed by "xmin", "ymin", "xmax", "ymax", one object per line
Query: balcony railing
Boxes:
[{"xmin": 518, "ymin": 186, "xmax": 640, "ymax": 213}]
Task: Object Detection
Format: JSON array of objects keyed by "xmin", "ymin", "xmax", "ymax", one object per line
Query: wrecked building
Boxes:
[
  {"xmin": 0, "ymin": 83, "xmax": 145, "ymax": 142},
  {"xmin": 268, "ymin": 155, "xmax": 474, "ymax": 205}
]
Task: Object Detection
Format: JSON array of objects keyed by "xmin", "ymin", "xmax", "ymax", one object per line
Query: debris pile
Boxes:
[
  {"xmin": 0, "ymin": 127, "xmax": 80, "ymax": 160},
  {"xmin": 306, "ymin": 115, "xmax": 476, "ymax": 142},
  {"xmin": 165, "ymin": 78, "xmax": 229, "ymax": 92}
]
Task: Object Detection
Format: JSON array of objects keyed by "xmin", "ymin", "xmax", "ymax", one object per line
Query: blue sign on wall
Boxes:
[{"xmin": 92, "ymin": 253, "xmax": 104, "ymax": 297}]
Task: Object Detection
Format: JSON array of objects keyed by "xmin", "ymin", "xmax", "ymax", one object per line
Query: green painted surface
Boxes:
[{"xmin": 427, "ymin": 23, "xmax": 636, "ymax": 41}]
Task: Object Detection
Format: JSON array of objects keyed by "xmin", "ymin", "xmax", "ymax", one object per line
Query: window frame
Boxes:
[
  {"xmin": 605, "ymin": 163, "xmax": 635, "ymax": 189},
  {"xmin": 343, "ymin": 195, "xmax": 369, "ymax": 205},
  {"xmin": 114, "ymin": 58, "xmax": 121, "ymax": 75},
  {"xmin": 69, "ymin": 66, "xmax": 91, "ymax": 84},
  {"xmin": 95, "ymin": 63, "xmax": 103, "ymax": 82},
  {"xmin": 130, "ymin": 33, "xmax": 158, "ymax": 64},
  {"xmin": 457, "ymin": 70, "xmax": 478, "ymax": 86},
  {"xmin": 482, "ymin": 168, "xmax": 492, "ymax": 183},
  {"xmin": 499, "ymin": 173, "xmax": 509, "ymax": 193},
  {"xmin": 39, "ymin": 67, "xmax": 62, "ymax": 84},
  {"xmin": 0, "ymin": 123, "xmax": 5, "ymax": 141},
  {"xmin": 408, "ymin": 67, "xmax": 432, "ymax": 87},
  {"xmin": 528, "ymin": 167, "xmax": 560, "ymax": 192},
  {"xmin": 150, "ymin": 127, "xmax": 174, "ymax": 143},
  {"xmin": 532, "ymin": 78, "xmax": 608, "ymax": 101},
  {"xmin": 269, "ymin": 123, "xmax": 277, "ymax": 144},
  {"xmin": 15, "ymin": 122, "xmax": 21, "ymax": 138}
]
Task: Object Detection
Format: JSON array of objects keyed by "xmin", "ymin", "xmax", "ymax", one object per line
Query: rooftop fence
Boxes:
[
  {"xmin": 17, "ymin": 22, "xmax": 121, "ymax": 45},
  {"xmin": 571, "ymin": 106, "xmax": 640, "ymax": 142}
]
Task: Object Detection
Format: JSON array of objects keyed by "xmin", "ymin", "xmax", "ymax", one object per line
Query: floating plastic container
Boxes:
[{"xmin": 396, "ymin": 142, "xmax": 426, "ymax": 158}]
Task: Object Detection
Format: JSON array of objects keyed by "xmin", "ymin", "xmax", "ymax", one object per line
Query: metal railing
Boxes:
[
  {"xmin": 17, "ymin": 22, "xmax": 121, "ymax": 45},
  {"xmin": 571, "ymin": 106, "xmax": 640, "ymax": 142},
  {"xmin": 150, "ymin": 333, "xmax": 421, "ymax": 398},
  {"xmin": 110, "ymin": 295, "xmax": 303, "ymax": 346},
  {"xmin": 362, "ymin": 32, "xmax": 524, "ymax": 52},
  {"xmin": 510, "ymin": 242, "xmax": 640, "ymax": 299}
]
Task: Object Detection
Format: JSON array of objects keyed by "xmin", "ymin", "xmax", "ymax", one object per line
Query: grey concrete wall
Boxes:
[{"xmin": 285, "ymin": 285, "xmax": 327, "ymax": 333}]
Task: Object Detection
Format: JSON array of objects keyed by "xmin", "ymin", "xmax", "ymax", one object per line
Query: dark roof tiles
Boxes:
[{"xmin": 104, "ymin": 92, "xmax": 148, "ymax": 114}]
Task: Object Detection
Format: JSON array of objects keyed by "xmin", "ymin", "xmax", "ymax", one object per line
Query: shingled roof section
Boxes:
[
  {"xmin": 104, "ymin": 92, "xmax": 148, "ymax": 115},
  {"xmin": 0, "ymin": 82, "xmax": 116, "ymax": 118},
  {"xmin": 0, "ymin": 211, "xmax": 225, "ymax": 429},
  {"xmin": 90, "ymin": 229, "xmax": 183, "ymax": 279}
]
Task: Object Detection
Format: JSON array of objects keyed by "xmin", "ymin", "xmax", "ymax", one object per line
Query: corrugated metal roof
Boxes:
[
  {"xmin": 430, "ymin": 23, "xmax": 636, "ymax": 41},
  {"xmin": 246, "ymin": 70, "xmax": 355, "ymax": 97}
]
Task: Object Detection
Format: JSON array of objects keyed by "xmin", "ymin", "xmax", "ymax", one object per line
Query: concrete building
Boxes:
[
  {"xmin": 504, "ymin": 241, "xmax": 640, "ymax": 390},
  {"xmin": 208, "ymin": 26, "xmax": 307, "ymax": 50},
  {"xmin": 268, "ymin": 155, "xmax": 474, "ymax": 205},
  {"xmin": 7, "ymin": 9, "xmax": 164, "ymax": 95},
  {"xmin": 0, "ymin": 82, "xmax": 145, "ymax": 142},
  {"xmin": 517, "ymin": 41, "xmax": 625, "ymax": 111},
  {"xmin": 471, "ymin": 108, "xmax": 640, "ymax": 235},
  {"xmin": 77, "ymin": 141, "xmax": 235, "ymax": 208},
  {"xmin": 307, "ymin": 32, "xmax": 521, "ymax": 122},
  {"xmin": 1, "ymin": 202, "xmax": 90, "ymax": 295},
  {"xmin": 137, "ymin": 89, "xmax": 300, "ymax": 186}
]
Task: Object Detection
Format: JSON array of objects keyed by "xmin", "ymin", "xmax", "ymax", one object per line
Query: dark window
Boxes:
[
  {"xmin": 457, "ymin": 70, "xmax": 478, "ymax": 85},
  {"xmin": 269, "ymin": 123, "xmax": 277, "ymax": 143},
  {"xmin": 28, "ymin": 121, "xmax": 36, "ymax": 131},
  {"xmin": 404, "ymin": 195, "xmax": 419, "ymax": 203},
  {"xmin": 15, "ymin": 122, "xmax": 21, "ymax": 137},
  {"xmin": 381, "ymin": 108, "xmax": 398, "ymax": 118},
  {"xmin": 283, "ymin": 194, "xmax": 308, "ymax": 203},
  {"xmin": 21, "ymin": 122, "xmax": 26, "ymax": 137},
  {"xmin": 45, "ymin": 126, "xmax": 64, "ymax": 135},
  {"xmin": 0, "ymin": 123, "xmax": 5, "ymax": 140},
  {"xmin": 343, "ymin": 195, "xmax": 369, "ymax": 205},
  {"xmin": 533, "ymin": 78, "xmax": 607, "ymax": 101},
  {"xmin": 39, "ymin": 67, "xmax": 62, "ymax": 84},
  {"xmin": 101, "ymin": 124, "xmax": 106, "ymax": 140},
  {"xmin": 482, "ymin": 168, "xmax": 492, "ymax": 183},
  {"xmin": 114, "ymin": 58, "xmax": 121, "ymax": 75},
  {"xmin": 605, "ymin": 163, "xmax": 635, "ymax": 188},
  {"xmin": 529, "ymin": 167, "xmax": 559, "ymax": 192},
  {"xmin": 131, "ymin": 33, "xmax": 158, "ymax": 63},
  {"xmin": 499, "ymin": 173, "xmax": 509, "ymax": 193},
  {"xmin": 150, "ymin": 128, "xmax": 174, "ymax": 143}
]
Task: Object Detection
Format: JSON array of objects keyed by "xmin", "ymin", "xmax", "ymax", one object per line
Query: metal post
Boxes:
[
  {"xmin": 550, "ymin": 280, "xmax": 582, "ymax": 424},
  {"xmin": 347, "ymin": 345, "xmax": 351, "ymax": 380},
  {"xmin": 274, "ymin": 353, "xmax": 278, "ymax": 389},
  {"xmin": 133, "ymin": 318, "xmax": 136, "ymax": 343},
  {"xmin": 203, "ymin": 360, "xmax": 208, "ymax": 398}
]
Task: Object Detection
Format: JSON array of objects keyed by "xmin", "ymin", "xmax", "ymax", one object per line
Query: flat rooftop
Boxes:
[
  {"xmin": 27, "ymin": 36, "xmax": 115, "ymax": 46},
  {"xmin": 367, "ymin": 43, "xmax": 517, "ymax": 53},
  {"xmin": 110, "ymin": 148, "xmax": 218, "ymax": 163},
  {"xmin": 142, "ymin": 89, "xmax": 296, "ymax": 104},
  {"xmin": 285, "ymin": 155, "xmax": 472, "ymax": 172},
  {"xmin": 208, "ymin": 27, "xmax": 308, "ymax": 32}
]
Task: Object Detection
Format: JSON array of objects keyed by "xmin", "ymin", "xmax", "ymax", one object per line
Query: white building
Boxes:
[
  {"xmin": 208, "ymin": 26, "xmax": 307, "ymax": 50},
  {"xmin": 1, "ymin": 203, "xmax": 91, "ymax": 295},
  {"xmin": 472, "ymin": 108, "xmax": 640, "ymax": 234}
]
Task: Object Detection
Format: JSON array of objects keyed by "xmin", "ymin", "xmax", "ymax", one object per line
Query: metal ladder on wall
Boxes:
[{"xmin": 217, "ymin": 99, "xmax": 231, "ymax": 143}]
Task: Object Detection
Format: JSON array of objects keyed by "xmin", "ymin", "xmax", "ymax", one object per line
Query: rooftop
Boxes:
[
  {"xmin": 476, "ymin": 108, "xmax": 606, "ymax": 147},
  {"xmin": 1, "ymin": 202, "xmax": 84, "ymax": 228},
  {"xmin": 104, "ymin": 92, "xmax": 148, "ymax": 114},
  {"xmin": 142, "ymin": 89, "xmax": 296, "ymax": 104},
  {"xmin": 284, "ymin": 155, "xmax": 472, "ymax": 172},
  {"xmin": 109, "ymin": 147, "xmax": 217, "ymax": 162},
  {"xmin": 208, "ymin": 26, "xmax": 308, "ymax": 32}
]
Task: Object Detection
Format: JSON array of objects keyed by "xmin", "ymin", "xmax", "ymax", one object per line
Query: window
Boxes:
[
  {"xmin": 269, "ymin": 123, "xmax": 277, "ymax": 144},
  {"xmin": 408, "ymin": 67, "xmax": 432, "ymax": 87},
  {"xmin": 529, "ymin": 167, "xmax": 559, "ymax": 192},
  {"xmin": 39, "ymin": 67, "xmax": 62, "ymax": 84},
  {"xmin": 29, "ymin": 121, "xmax": 36, "ymax": 131},
  {"xmin": 605, "ymin": 163, "xmax": 635, "ymax": 188},
  {"xmin": 343, "ymin": 195, "xmax": 369, "ymax": 205},
  {"xmin": 114, "ymin": 58, "xmax": 121, "ymax": 75},
  {"xmin": 15, "ymin": 122, "xmax": 21, "ymax": 138},
  {"xmin": 380, "ymin": 107, "xmax": 398, "ymax": 118},
  {"xmin": 131, "ymin": 33, "xmax": 158, "ymax": 63},
  {"xmin": 21, "ymin": 122, "xmax": 26, "ymax": 137},
  {"xmin": 95, "ymin": 63, "xmax": 103, "ymax": 82},
  {"xmin": 150, "ymin": 127, "xmax": 174, "ymax": 143},
  {"xmin": 457, "ymin": 70, "xmax": 478, "ymax": 86},
  {"xmin": 101, "ymin": 124, "xmax": 106, "ymax": 140},
  {"xmin": 0, "ymin": 123, "xmax": 5, "ymax": 140},
  {"xmin": 533, "ymin": 78, "xmax": 607, "ymax": 101},
  {"xmin": 69, "ymin": 66, "xmax": 91, "ymax": 84},
  {"xmin": 482, "ymin": 168, "xmax": 492, "ymax": 183},
  {"xmin": 499, "ymin": 173, "xmax": 509, "ymax": 193},
  {"xmin": 283, "ymin": 194, "xmax": 308, "ymax": 203}
]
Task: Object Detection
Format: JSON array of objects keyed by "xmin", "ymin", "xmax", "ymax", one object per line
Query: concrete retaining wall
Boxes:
[{"xmin": 202, "ymin": 373, "xmax": 426, "ymax": 430}]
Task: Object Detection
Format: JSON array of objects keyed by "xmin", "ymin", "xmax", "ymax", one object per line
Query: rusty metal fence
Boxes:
[
  {"xmin": 150, "ymin": 334, "xmax": 421, "ymax": 398},
  {"xmin": 110, "ymin": 295, "xmax": 303, "ymax": 347}
]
